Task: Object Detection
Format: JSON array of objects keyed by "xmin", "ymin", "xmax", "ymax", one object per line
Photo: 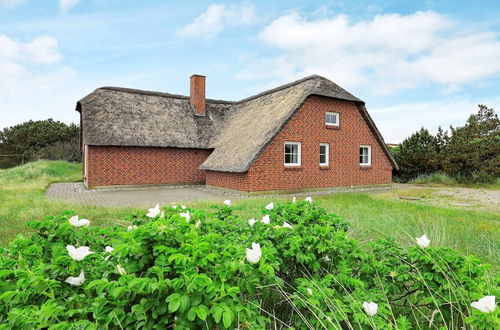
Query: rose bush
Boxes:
[{"xmin": 0, "ymin": 199, "xmax": 497, "ymax": 328}]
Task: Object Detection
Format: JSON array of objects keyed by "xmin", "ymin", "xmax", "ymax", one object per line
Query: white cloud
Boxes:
[
  {"xmin": 59, "ymin": 0, "xmax": 80, "ymax": 13},
  {"xmin": 0, "ymin": 0, "xmax": 26, "ymax": 8},
  {"xmin": 0, "ymin": 34, "xmax": 82, "ymax": 129},
  {"xmin": 0, "ymin": 34, "xmax": 20, "ymax": 58},
  {"xmin": 371, "ymin": 97, "xmax": 500, "ymax": 143},
  {"xmin": 0, "ymin": 34, "xmax": 62, "ymax": 65},
  {"xmin": 22, "ymin": 36, "xmax": 62, "ymax": 64},
  {"xmin": 245, "ymin": 11, "xmax": 500, "ymax": 95},
  {"xmin": 177, "ymin": 2, "xmax": 256, "ymax": 39}
]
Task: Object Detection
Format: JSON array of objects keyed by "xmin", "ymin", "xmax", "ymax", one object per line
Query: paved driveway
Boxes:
[{"xmin": 45, "ymin": 183, "xmax": 229, "ymax": 208}]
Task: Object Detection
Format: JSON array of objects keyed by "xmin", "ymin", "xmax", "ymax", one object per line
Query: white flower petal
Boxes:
[
  {"xmin": 146, "ymin": 204, "xmax": 161, "ymax": 218},
  {"xmin": 68, "ymin": 215, "xmax": 90, "ymax": 227},
  {"xmin": 363, "ymin": 301, "xmax": 378, "ymax": 316},
  {"xmin": 65, "ymin": 270, "xmax": 85, "ymax": 286},
  {"xmin": 223, "ymin": 200, "xmax": 232, "ymax": 206},
  {"xmin": 305, "ymin": 196, "xmax": 313, "ymax": 203},
  {"xmin": 179, "ymin": 211, "xmax": 191, "ymax": 223},
  {"xmin": 261, "ymin": 214, "xmax": 270, "ymax": 224},
  {"xmin": 116, "ymin": 264, "xmax": 127, "ymax": 275},
  {"xmin": 471, "ymin": 296, "xmax": 496, "ymax": 313},
  {"xmin": 66, "ymin": 245, "xmax": 93, "ymax": 261},
  {"xmin": 282, "ymin": 221, "xmax": 293, "ymax": 229},
  {"xmin": 246, "ymin": 242, "xmax": 262, "ymax": 264},
  {"xmin": 416, "ymin": 234, "xmax": 430, "ymax": 248},
  {"xmin": 105, "ymin": 246, "xmax": 114, "ymax": 253},
  {"xmin": 265, "ymin": 202, "xmax": 274, "ymax": 210}
]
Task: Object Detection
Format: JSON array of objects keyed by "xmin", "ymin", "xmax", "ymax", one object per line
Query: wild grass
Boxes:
[
  {"xmin": 409, "ymin": 171, "xmax": 500, "ymax": 190},
  {"xmin": 410, "ymin": 171, "xmax": 458, "ymax": 185},
  {"xmin": 1, "ymin": 161, "xmax": 498, "ymax": 270},
  {"xmin": 0, "ymin": 160, "xmax": 131, "ymax": 244}
]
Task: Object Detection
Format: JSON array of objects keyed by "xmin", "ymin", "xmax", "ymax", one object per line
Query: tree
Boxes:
[
  {"xmin": 394, "ymin": 128, "xmax": 440, "ymax": 181},
  {"xmin": 394, "ymin": 105, "xmax": 500, "ymax": 183},
  {"xmin": 0, "ymin": 119, "xmax": 81, "ymax": 168},
  {"xmin": 441, "ymin": 105, "xmax": 500, "ymax": 183}
]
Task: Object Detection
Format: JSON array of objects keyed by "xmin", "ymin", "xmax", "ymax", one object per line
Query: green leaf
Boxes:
[
  {"xmin": 212, "ymin": 306, "xmax": 223, "ymax": 324},
  {"xmin": 168, "ymin": 297, "xmax": 180, "ymax": 313},
  {"xmin": 166, "ymin": 293, "xmax": 181, "ymax": 313},
  {"xmin": 187, "ymin": 307, "xmax": 197, "ymax": 321},
  {"xmin": 223, "ymin": 309, "xmax": 234, "ymax": 328},
  {"xmin": 179, "ymin": 295, "xmax": 190, "ymax": 313},
  {"xmin": 196, "ymin": 305, "xmax": 209, "ymax": 321}
]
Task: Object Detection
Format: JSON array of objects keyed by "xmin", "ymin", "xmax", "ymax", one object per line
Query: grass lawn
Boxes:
[
  {"xmin": 0, "ymin": 161, "xmax": 132, "ymax": 244},
  {"xmin": 1, "ymin": 160, "xmax": 499, "ymax": 270}
]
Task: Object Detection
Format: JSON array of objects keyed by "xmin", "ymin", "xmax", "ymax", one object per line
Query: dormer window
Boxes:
[{"xmin": 325, "ymin": 112, "xmax": 339, "ymax": 126}]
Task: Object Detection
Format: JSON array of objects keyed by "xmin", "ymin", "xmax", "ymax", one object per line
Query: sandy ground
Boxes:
[{"xmin": 380, "ymin": 184, "xmax": 500, "ymax": 213}]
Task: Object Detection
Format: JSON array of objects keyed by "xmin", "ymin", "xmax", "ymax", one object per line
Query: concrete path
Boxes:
[{"xmin": 45, "ymin": 183, "xmax": 227, "ymax": 208}]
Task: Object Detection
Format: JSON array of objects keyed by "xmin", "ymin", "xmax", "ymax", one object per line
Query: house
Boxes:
[{"xmin": 76, "ymin": 74, "xmax": 397, "ymax": 192}]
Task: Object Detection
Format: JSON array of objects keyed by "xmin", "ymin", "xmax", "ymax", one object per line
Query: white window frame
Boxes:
[
  {"xmin": 319, "ymin": 143, "xmax": 329, "ymax": 166},
  {"xmin": 325, "ymin": 112, "xmax": 339, "ymax": 126},
  {"xmin": 284, "ymin": 142, "xmax": 301, "ymax": 167},
  {"xmin": 359, "ymin": 145, "xmax": 372, "ymax": 166}
]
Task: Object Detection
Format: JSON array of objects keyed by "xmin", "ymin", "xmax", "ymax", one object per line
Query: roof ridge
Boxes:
[
  {"xmin": 96, "ymin": 75, "xmax": 326, "ymax": 105},
  {"xmin": 97, "ymin": 86, "xmax": 234, "ymax": 104},
  {"xmin": 233, "ymin": 75, "xmax": 324, "ymax": 104}
]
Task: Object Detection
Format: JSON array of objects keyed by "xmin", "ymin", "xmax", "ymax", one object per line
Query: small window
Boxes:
[
  {"xmin": 325, "ymin": 112, "xmax": 339, "ymax": 126},
  {"xmin": 359, "ymin": 145, "xmax": 371, "ymax": 165},
  {"xmin": 284, "ymin": 142, "xmax": 301, "ymax": 166},
  {"xmin": 319, "ymin": 143, "xmax": 329, "ymax": 166}
]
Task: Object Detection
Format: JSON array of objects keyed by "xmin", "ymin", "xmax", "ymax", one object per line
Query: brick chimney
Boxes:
[{"xmin": 190, "ymin": 74, "xmax": 206, "ymax": 116}]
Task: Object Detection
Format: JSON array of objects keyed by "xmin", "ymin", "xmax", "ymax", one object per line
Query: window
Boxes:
[
  {"xmin": 319, "ymin": 143, "xmax": 329, "ymax": 166},
  {"xmin": 325, "ymin": 112, "xmax": 339, "ymax": 126},
  {"xmin": 359, "ymin": 145, "xmax": 371, "ymax": 165},
  {"xmin": 284, "ymin": 142, "xmax": 301, "ymax": 166}
]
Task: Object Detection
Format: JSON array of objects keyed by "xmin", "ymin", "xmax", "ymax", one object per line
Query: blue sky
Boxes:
[{"xmin": 1, "ymin": 0, "xmax": 499, "ymax": 142}]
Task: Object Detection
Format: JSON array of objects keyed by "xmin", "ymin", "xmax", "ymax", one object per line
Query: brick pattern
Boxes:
[
  {"xmin": 190, "ymin": 75, "xmax": 206, "ymax": 115},
  {"xmin": 205, "ymin": 96, "xmax": 393, "ymax": 191},
  {"xmin": 86, "ymin": 146, "xmax": 211, "ymax": 186}
]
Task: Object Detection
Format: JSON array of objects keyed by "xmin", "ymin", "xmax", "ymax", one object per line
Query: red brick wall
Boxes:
[
  {"xmin": 206, "ymin": 96, "xmax": 393, "ymax": 191},
  {"xmin": 190, "ymin": 75, "xmax": 206, "ymax": 115},
  {"xmin": 85, "ymin": 146, "xmax": 212, "ymax": 186}
]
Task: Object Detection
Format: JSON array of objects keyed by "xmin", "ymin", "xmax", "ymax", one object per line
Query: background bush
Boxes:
[
  {"xmin": 0, "ymin": 119, "xmax": 80, "ymax": 169},
  {"xmin": 0, "ymin": 201, "xmax": 497, "ymax": 329},
  {"xmin": 393, "ymin": 105, "xmax": 500, "ymax": 184}
]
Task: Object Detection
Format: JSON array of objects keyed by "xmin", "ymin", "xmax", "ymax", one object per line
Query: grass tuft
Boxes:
[{"xmin": 410, "ymin": 172, "xmax": 458, "ymax": 185}]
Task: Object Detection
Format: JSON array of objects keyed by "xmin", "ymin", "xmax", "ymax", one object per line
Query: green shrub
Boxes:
[
  {"xmin": 409, "ymin": 172, "xmax": 458, "ymax": 185},
  {"xmin": 0, "ymin": 201, "xmax": 497, "ymax": 328}
]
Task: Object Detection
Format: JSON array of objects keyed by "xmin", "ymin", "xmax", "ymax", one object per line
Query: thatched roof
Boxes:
[{"xmin": 77, "ymin": 75, "xmax": 398, "ymax": 172}]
